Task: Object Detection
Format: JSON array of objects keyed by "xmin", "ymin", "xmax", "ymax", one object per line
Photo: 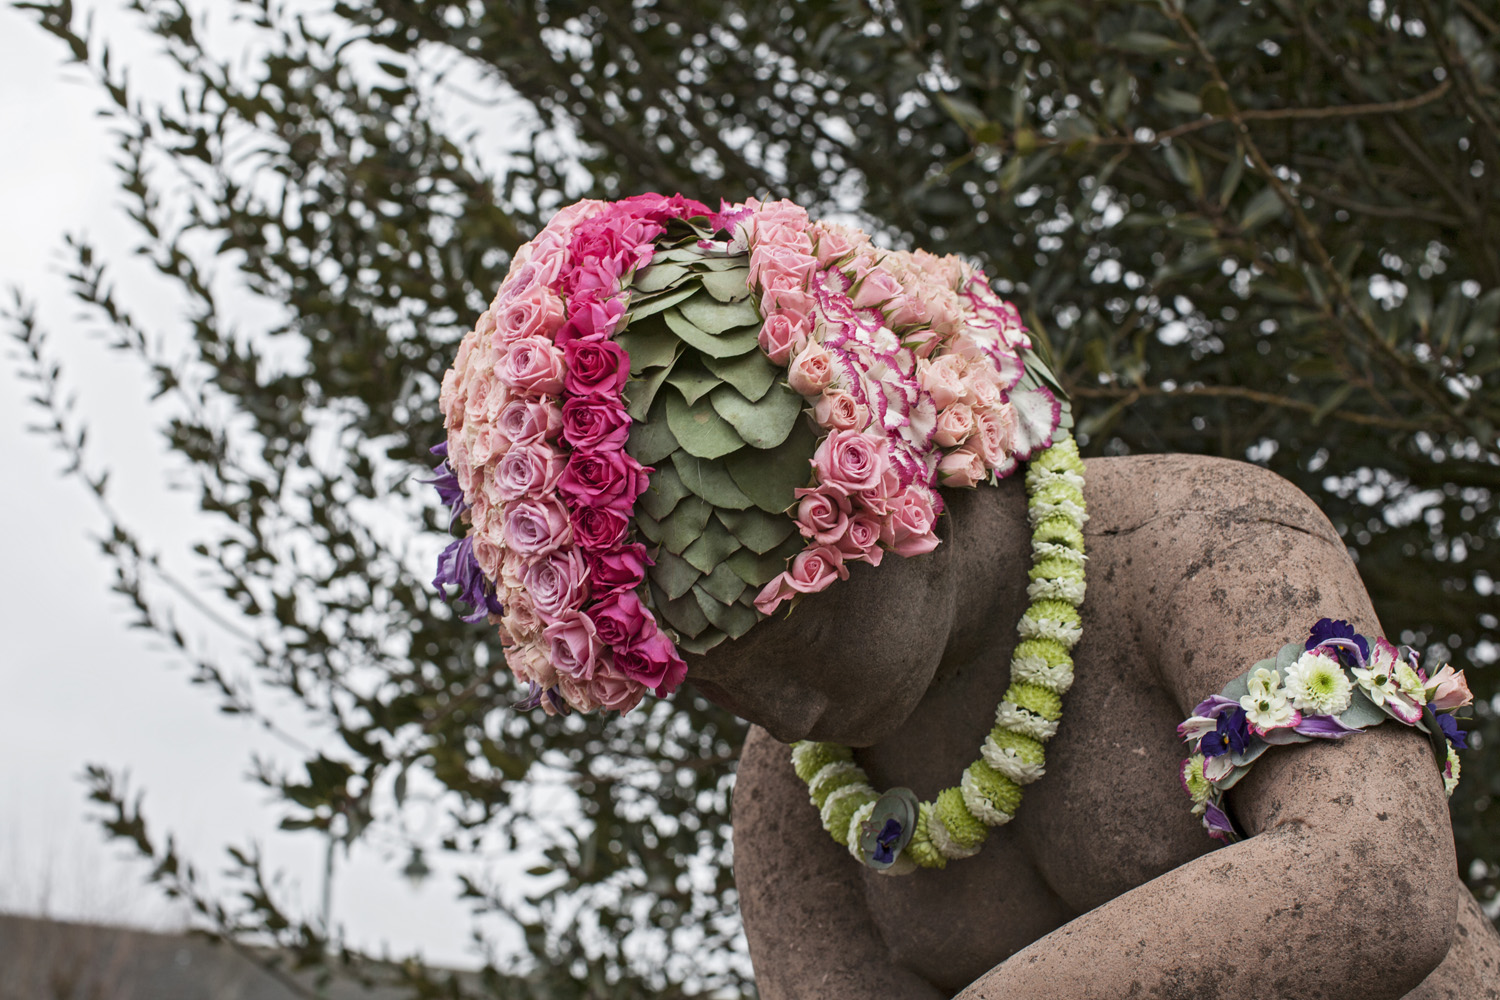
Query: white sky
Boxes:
[{"xmin": 0, "ymin": 2, "xmax": 537, "ymax": 970}]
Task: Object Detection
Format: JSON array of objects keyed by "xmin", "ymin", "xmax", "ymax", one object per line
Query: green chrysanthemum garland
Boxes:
[{"xmin": 792, "ymin": 431, "xmax": 1087, "ymax": 872}]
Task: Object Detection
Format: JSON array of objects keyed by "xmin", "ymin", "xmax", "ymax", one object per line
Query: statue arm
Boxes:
[
  {"xmin": 958, "ymin": 464, "xmax": 1456, "ymax": 999},
  {"xmin": 734, "ymin": 725, "xmax": 949, "ymax": 1000}
]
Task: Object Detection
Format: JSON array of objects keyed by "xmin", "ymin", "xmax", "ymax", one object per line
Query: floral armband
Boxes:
[{"xmin": 1178, "ymin": 618, "xmax": 1472, "ymax": 843}]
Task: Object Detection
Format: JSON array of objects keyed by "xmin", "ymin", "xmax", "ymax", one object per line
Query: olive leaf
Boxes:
[
  {"xmin": 627, "ymin": 284, "xmax": 698, "ymax": 323},
  {"xmin": 693, "ymin": 585, "xmax": 760, "ymax": 638},
  {"xmin": 616, "ymin": 328, "xmax": 681, "ymax": 373},
  {"xmin": 650, "ymin": 581, "xmax": 713, "ymax": 637},
  {"xmin": 625, "ymin": 353, "xmax": 681, "ymax": 421},
  {"xmin": 652, "ymin": 550, "xmax": 703, "ymax": 601},
  {"xmin": 633, "ymin": 261, "xmax": 692, "ymax": 293},
  {"xmin": 697, "ymin": 561, "xmax": 749, "ymax": 605},
  {"xmin": 659, "ymin": 495, "xmax": 714, "ymax": 555},
  {"xmin": 666, "ymin": 357, "xmax": 724, "ymax": 405}
]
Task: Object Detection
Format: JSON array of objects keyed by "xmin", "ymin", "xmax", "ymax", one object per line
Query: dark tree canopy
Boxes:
[{"xmin": 9, "ymin": 0, "xmax": 1498, "ymax": 996}]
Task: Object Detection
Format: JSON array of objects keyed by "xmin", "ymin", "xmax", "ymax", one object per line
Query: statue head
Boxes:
[{"xmin": 427, "ymin": 194, "xmax": 1064, "ymax": 727}]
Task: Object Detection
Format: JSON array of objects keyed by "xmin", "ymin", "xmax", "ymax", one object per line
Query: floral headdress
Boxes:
[{"xmin": 428, "ymin": 194, "xmax": 1067, "ymax": 715}]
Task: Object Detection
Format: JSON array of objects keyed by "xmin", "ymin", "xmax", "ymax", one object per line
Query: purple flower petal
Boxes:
[
  {"xmin": 1306, "ymin": 618, "xmax": 1369, "ymax": 662},
  {"xmin": 1202, "ymin": 801, "xmax": 1238, "ymax": 842},
  {"xmin": 1293, "ymin": 714, "xmax": 1364, "ymax": 739}
]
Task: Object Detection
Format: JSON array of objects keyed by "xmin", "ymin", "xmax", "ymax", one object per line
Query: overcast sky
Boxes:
[{"xmin": 0, "ymin": 2, "xmax": 532, "ymax": 969}]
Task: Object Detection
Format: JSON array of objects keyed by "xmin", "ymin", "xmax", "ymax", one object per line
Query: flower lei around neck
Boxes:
[
  {"xmin": 1179, "ymin": 618, "xmax": 1472, "ymax": 842},
  {"xmin": 427, "ymin": 193, "xmax": 1069, "ymax": 721}
]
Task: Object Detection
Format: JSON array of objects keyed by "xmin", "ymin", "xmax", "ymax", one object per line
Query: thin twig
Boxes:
[{"xmin": 1071, "ymin": 383, "xmax": 1425, "ymax": 431}]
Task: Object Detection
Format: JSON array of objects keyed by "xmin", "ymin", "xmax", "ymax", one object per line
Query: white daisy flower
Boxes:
[{"xmin": 1240, "ymin": 667, "xmax": 1297, "ymax": 731}]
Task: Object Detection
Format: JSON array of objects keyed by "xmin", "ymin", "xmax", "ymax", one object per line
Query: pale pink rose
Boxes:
[
  {"xmin": 809, "ymin": 223, "xmax": 860, "ymax": 266},
  {"xmin": 1424, "ymin": 664, "xmax": 1474, "ymax": 711},
  {"xmin": 496, "ymin": 284, "xmax": 566, "ymax": 344},
  {"xmin": 761, "ymin": 287, "xmax": 816, "ymax": 325},
  {"xmin": 795, "ymin": 488, "xmax": 852, "ymax": 545},
  {"xmin": 545, "ymin": 610, "xmax": 605, "ymax": 680},
  {"xmin": 464, "ymin": 375, "xmax": 495, "ymax": 427},
  {"xmin": 918, "ymin": 355, "xmax": 968, "ymax": 409},
  {"xmin": 812, "ymin": 429, "xmax": 891, "ymax": 495},
  {"xmin": 754, "ymin": 199, "xmax": 810, "ymax": 229},
  {"xmin": 501, "ymin": 497, "xmax": 572, "ymax": 557},
  {"xmin": 587, "ymin": 665, "xmax": 647, "ymax": 714},
  {"xmin": 494, "ymin": 442, "xmax": 564, "ymax": 501},
  {"xmin": 883, "ymin": 293, "xmax": 926, "ymax": 330},
  {"xmin": 850, "ymin": 262, "xmax": 903, "ymax": 309},
  {"xmin": 556, "ymin": 672, "xmax": 603, "ymax": 713},
  {"xmin": 472, "ymin": 534, "xmax": 504, "ymax": 582},
  {"xmin": 962, "ymin": 369, "xmax": 1003, "ymax": 410},
  {"xmin": 752, "ymin": 545, "xmax": 850, "ymax": 615},
  {"xmin": 498, "ymin": 548, "xmax": 528, "ymax": 591},
  {"xmin": 932, "ymin": 403, "xmax": 976, "ymax": 448},
  {"xmin": 787, "ymin": 341, "xmax": 836, "ymax": 396},
  {"xmin": 523, "ymin": 548, "xmax": 591, "ymax": 620},
  {"xmin": 441, "ymin": 369, "xmax": 465, "ymax": 431},
  {"xmin": 468, "ymin": 422, "xmax": 503, "ymax": 467},
  {"xmin": 506, "ymin": 638, "xmax": 559, "ymax": 690},
  {"xmin": 974, "ymin": 406, "xmax": 1016, "ymax": 467},
  {"xmin": 497, "ymin": 337, "xmax": 567, "ymax": 395},
  {"xmin": 915, "ymin": 283, "xmax": 964, "ymax": 338},
  {"xmin": 813, "ymin": 390, "xmax": 868, "ymax": 431},
  {"xmin": 547, "ymin": 198, "xmax": 608, "ymax": 234},
  {"xmin": 836, "ymin": 512, "xmax": 884, "ymax": 566},
  {"xmin": 758, "ymin": 313, "xmax": 810, "ymax": 366},
  {"xmin": 937, "ymin": 446, "xmax": 987, "ymax": 488},
  {"xmin": 451, "ymin": 443, "xmax": 475, "ymax": 494},
  {"xmin": 882, "ymin": 485, "xmax": 940, "ymax": 557},
  {"xmin": 498, "ymin": 398, "xmax": 562, "ymax": 445},
  {"xmin": 500, "ymin": 589, "xmax": 545, "ymax": 644},
  {"xmin": 750, "ymin": 244, "xmax": 818, "ymax": 292}
]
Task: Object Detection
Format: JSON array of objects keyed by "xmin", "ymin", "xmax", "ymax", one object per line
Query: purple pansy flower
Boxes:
[
  {"xmin": 1307, "ymin": 618, "xmax": 1369, "ymax": 665},
  {"xmin": 1438, "ymin": 712, "xmax": 1468, "ymax": 750},
  {"xmin": 872, "ymin": 818, "xmax": 904, "ymax": 865},
  {"xmin": 1200, "ymin": 707, "xmax": 1250, "ymax": 758}
]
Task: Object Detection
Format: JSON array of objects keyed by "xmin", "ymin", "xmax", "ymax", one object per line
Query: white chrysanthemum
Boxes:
[
  {"xmin": 808, "ymin": 760, "xmax": 863, "ymax": 800},
  {"xmin": 845, "ymin": 800, "xmax": 878, "ymax": 861},
  {"xmin": 982, "ymin": 738, "xmax": 1046, "ymax": 784},
  {"xmin": 961, "ymin": 770, "xmax": 1014, "ymax": 827},
  {"xmin": 995, "ymin": 701, "xmax": 1060, "ymax": 741},
  {"xmin": 1283, "ymin": 650, "xmax": 1353, "ymax": 715},
  {"xmin": 1027, "ymin": 577, "xmax": 1088, "ymax": 604},
  {"xmin": 1027, "ymin": 467, "xmax": 1086, "ymax": 492},
  {"xmin": 1010, "ymin": 654, "xmax": 1075, "ymax": 694},
  {"xmin": 1028, "ymin": 499, "xmax": 1089, "ymax": 528},
  {"xmin": 819, "ymin": 783, "xmax": 873, "ymax": 829},
  {"xmin": 927, "ymin": 811, "xmax": 981, "ymax": 860},
  {"xmin": 1032, "ymin": 540, "xmax": 1086, "ymax": 565},
  {"xmin": 1018, "ymin": 616, "xmax": 1084, "ymax": 646}
]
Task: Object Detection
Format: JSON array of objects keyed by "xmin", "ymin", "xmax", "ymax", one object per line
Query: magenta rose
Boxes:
[
  {"xmin": 497, "ymin": 337, "xmax": 567, "ymax": 395},
  {"xmin": 882, "ymin": 485, "xmax": 941, "ymax": 557},
  {"xmin": 501, "ymin": 497, "xmax": 573, "ymax": 557},
  {"xmin": 561, "ymin": 397, "xmax": 631, "ymax": 450},
  {"xmin": 795, "ymin": 488, "xmax": 851, "ymax": 545},
  {"xmin": 615, "ymin": 630, "xmax": 688, "ymax": 694},
  {"xmin": 496, "ymin": 284, "xmax": 566, "ymax": 344},
  {"xmin": 558, "ymin": 449, "xmax": 650, "ymax": 511},
  {"xmin": 811, "ymin": 429, "xmax": 891, "ymax": 495},
  {"xmin": 572, "ymin": 504, "xmax": 630, "ymax": 550},
  {"xmin": 522, "ymin": 548, "xmax": 591, "ymax": 620},
  {"xmin": 544, "ymin": 610, "xmax": 605, "ymax": 680},
  {"xmin": 494, "ymin": 441, "xmax": 564, "ymax": 500},
  {"xmin": 588, "ymin": 591, "xmax": 654, "ymax": 649},
  {"xmin": 561, "ymin": 261, "xmax": 620, "ymax": 305},
  {"xmin": 590, "ymin": 543, "xmax": 651, "ymax": 596},
  {"xmin": 555, "ymin": 294, "xmax": 627, "ymax": 345},
  {"xmin": 498, "ymin": 397, "xmax": 562, "ymax": 445},
  {"xmin": 563, "ymin": 339, "xmax": 631, "ymax": 397}
]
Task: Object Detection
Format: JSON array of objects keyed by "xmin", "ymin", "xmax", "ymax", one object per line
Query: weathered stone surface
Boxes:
[{"xmin": 689, "ymin": 454, "xmax": 1500, "ymax": 1000}]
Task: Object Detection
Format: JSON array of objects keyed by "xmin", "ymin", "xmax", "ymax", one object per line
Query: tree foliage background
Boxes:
[{"xmin": 8, "ymin": 0, "xmax": 1499, "ymax": 996}]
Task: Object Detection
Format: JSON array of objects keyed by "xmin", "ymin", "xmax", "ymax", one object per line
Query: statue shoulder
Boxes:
[{"xmin": 1081, "ymin": 453, "xmax": 1340, "ymax": 548}]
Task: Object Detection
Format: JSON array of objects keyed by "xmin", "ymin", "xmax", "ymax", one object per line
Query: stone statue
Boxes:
[{"xmin": 700, "ymin": 454, "xmax": 1500, "ymax": 999}]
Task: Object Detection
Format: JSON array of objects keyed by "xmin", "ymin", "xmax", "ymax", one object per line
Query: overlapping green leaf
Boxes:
[{"xmin": 709, "ymin": 382, "xmax": 804, "ymax": 449}]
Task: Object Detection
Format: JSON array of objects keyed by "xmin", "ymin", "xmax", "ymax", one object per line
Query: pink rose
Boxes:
[
  {"xmin": 545, "ymin": 610, "xmax": 605, "ymax": 680},
  {"xmin": 561, "ymin": 397, "xmax": 631, "ymax": 450},
  {"xmin": 932, "ymin": 403, "xmax": 976, "ymax": 448},
  {"xmin": 587, "ymin": 664, "xmax": 647, "ymax": 714},
  {"xmin": 750, "ymin": 244, "xmax": 817, "ymax": 293},
  {"xmin": 472, "ymin": 534, "xmax": 504, "ymax": 581},
  {"xmin": 494, "ymin": 441, "xmax": 564, "ymax": 500},
  {"xmin": 752, "ymin": 544, "xmax": 850, "ymax": 615},
  {"xmin": 811, "ymin": 429, "xmax": 891, "ymax": 495},
  {"xmin": 498, "ymin": 398, "xmax": 562, "ymax": 445},
  {"xmin": 1424, "ymin": 664, "xmax": 1474, "ymax": 711},
  {"xmin": 496, "ymin": 284, "xmax": 566, "ymax": 345},
  {"xmin": 787, "ymin": 341, "xmax": 836, "ymax": 397},
  {"xmin": 468, "ymin": 423, "xmax": 507, "ymax": 467},
  {"xmin": 615, "ymin": 630, "xmax": 688, "ymax": 694},
  {"xmin": 555, "ymin": 295, "xmax": 627, "ymax": 346},
  {"xmin": 918, "ymin": 355, "xmax": 968, "ymax": 410},
  {"xmin": 464, "ymin": 374, "xmax": 496, "ymax": 427},
  {"xmin": 914, "ymin": 282, "xmax": 964, "ymax": 338},
  {"xmin": 795, "ymin": 488, "xmax": 851, "ymax": 545},
  {"xmin": 558, "ymin": 449, "xmax": 650, "ymax": 511},
  {"xmin": 506, "ymin": 639, "xmax": 558, "ymax": 690},
  {"xmin": 881, "ymin": 484, "xmax": 940, "ymax": 557},
  {"xmin": 498, "ymin": 337, "xmax": 567, "ymax": 395},
  {"xmin": 962, "ymin": 369, "xmax": 1002, "ymax": 410},
  {"xmin": 758, "ymin": 313, "xmax": 810, "ymax": 366},
  {"xmin": 501, "ymin": 497, "xmax": 573, "ymax": 557},
  {"xmin": 812, "ymin": 390, "xmax": 868, "ymax": 432},
  {"xmin": 589, "ymin": 543, "xmax": 651, "ymax": 596},
  {"xmin": 850, "ymin": 262, "xmax": 903, "ymax": 309},
  {"xmin": 499, "ymin": 590, "xmax": 545, "ymax": 645},
  {"xmin": 563, "ymin": 339, "xmax": 631, "ymax": 397},
  {"xmin": 810, "ymin": 224, "xmax": 857, "ymax": 266},
  {"xmin": 836, "ymin": 512, "xmax": 884, "ymax": 567},
  {"xmin": 522, "ymin": 548, "xmax": 591, "ymax": 620},
  {"xmin": 937, "ymin": 446, "xmax": 987, "ymax": 489},
  {"xmin": 561, "ymin": 261, "xmax": 621, "ymax": 305},
  {"xmin": 883, "ymin": 293, "xmax": 926, "ymax": 330},
  {"xmin": 753, "ymin": 199, "xmax": 811, "ymax": 234},
  {"xmin": 572, "ymin": 504, "xmax": 630, "ymax": 550},
  {"xmin": 761, "ymin": 287, "xmax": 816, "ymax": 325},
  {"xmin": 589, "ymin": 591, "xmax": 654, "ymax": 649},
  {"xmin": 974, "ymin": 405, "xmax": 1016, "ymax": 467},
  {"xmin": 556, "ymin": 672, "xmax": 603, "ymax": 713}
]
